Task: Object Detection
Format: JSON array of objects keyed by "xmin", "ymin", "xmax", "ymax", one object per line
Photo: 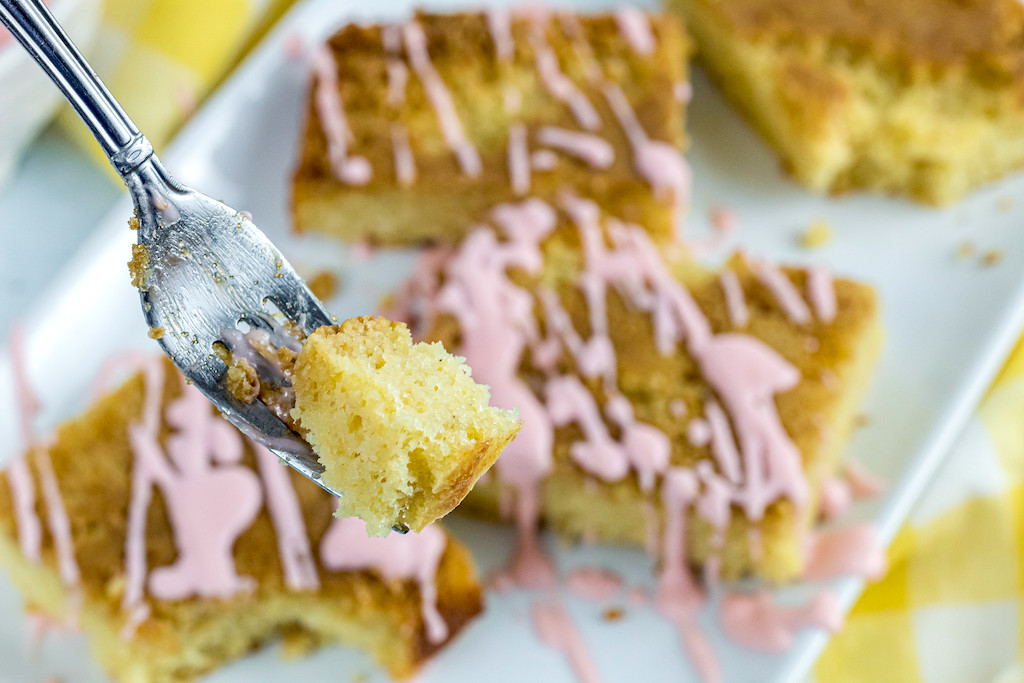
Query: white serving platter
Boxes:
[{"xmin": 2, "ymin": 0, "xmax": 1024, "ymax": 681}]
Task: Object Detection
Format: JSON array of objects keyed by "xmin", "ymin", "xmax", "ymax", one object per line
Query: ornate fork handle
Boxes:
[{"xmin": 0, "ymin": 0, "xmax": 153, "ymax": 176}]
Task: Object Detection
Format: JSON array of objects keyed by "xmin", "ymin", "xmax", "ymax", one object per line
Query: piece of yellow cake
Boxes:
[
  {"xmin": 215, "ymin": 315, "xmax": 519, "ymax": 537},
  {"xmin": 669, "ymin": 0, "xmax": 1024, "ymax": 205},
  {"xmin": 292, "ymin": 9, "xmax": 691, "ymax": 244},
  {"xmin": 389, "ymin": 197, "xmax": 882, "ymax": 582},
  {"xmin": 0, "ymin": 357, "xmax": 482, "ymax": 681},
  {"xmin": 291, "ymin": 317, "xmax": 521, "ymax": 536}
]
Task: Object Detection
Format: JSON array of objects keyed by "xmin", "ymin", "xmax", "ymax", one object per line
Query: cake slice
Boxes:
[
  {"xmin": 669, "ymin": 0, "xmax": 1024, "ymax": 205},
  {"xmin": 389, "ymin": 197, "xmax": 882, "ymax": 582},
  {"xmin": 292, "ymin": 9, "xmax": 691, "ymax": 245},
  {"xmin": 0, "ymin": 356, "xmax": 482, "ymax": 681},
  {"xmin": 291, "ymin": 317, "xmax": 521, "ymax": 536},
  {"xmin": 215, "ymin": 315, "xmax": 519, "ymax": 537}
]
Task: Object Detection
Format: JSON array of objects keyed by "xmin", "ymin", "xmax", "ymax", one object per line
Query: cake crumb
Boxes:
[
  {"xmin": 307, "ymin": 271, "xmax": 339, "ymax": 301},
  {"xmin": 798, "ymin": 220, "xmax": 832, "ymax": 249},
  {"xmin": 128, "ymin": 244, "xmax": 151, "ymax": 290},
  {"xmin": 981, "ymin": 249, "xmax": 1004, "ymax": 267},
  {"xmin": 956, "ymin": 242, "xmax": 975, "ymax": 259},
  {"xmin": 148, "ymin": 327, "xmax": 165, "ymax": 340},
  {"xmin": 104, "ymin": 575, "xmax": 126, "ymax": 601},
  {"xmin": 853, "ymin": 414, "xmax": 871, "ymax": 430},
  {"xmin": 127, "ymin": 213, "xmax": 140, "ymax": 230},
  {"xmin": 226, "ymin": 361, "xmax": 260, "ymax": 404},
  {"xmin": 279, "ymin": 624, "xmax": 321, "ymax": 660},
  {"xmin": 602, "ymin": 607, "xmax": 625, "ymax": 622},
  {"xmin": 998, "ymin": 196, "xmax": 1013, "ymax": 212}
]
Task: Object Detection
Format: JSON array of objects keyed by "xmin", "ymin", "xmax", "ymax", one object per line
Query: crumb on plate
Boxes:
[{"xmin": 798, "ymin": 220, "xmax": 832, "ymax": 249}]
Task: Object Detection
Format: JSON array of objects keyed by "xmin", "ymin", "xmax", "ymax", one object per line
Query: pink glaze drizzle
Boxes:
[
  {"xmin": 119, "ymin": 356, "xmax": 166, "ymax": 617},
  {"xmin": 385, "ymin": 60, "xmax": 408, "ymax": 108},
  {"xmin": 614, "ymin": 7, "xmax": 656, "ymax": 55},
  {"xmin": 670, "ymin": 399, "xmax": 687, "ymax": 418},
  {"xmin": 320, "ymin": 516, "xmax": 449, "ymax": 643},
  {"xmin": 806, "ymin": 265, "xmax": 837, "ymax": 324},
  {"xmin": 657, "ymin": 468, "xmax": 720, "ymax": 683},
  {"xmin": 754, "ymin": 259, "xmax": 811, "ymax": 325},
  {"xmin": 719, "ymin": 591, "xmax": 842, "ymax": 653},
  {"xmin": 531, "ymin": 149, "xmax": 559, "ymax": 171},
  {"xmin": 382, "ymin": 27, "xmax": 417, "ymax": 187},
  {"xmin": 135, "ymin": 380, "xmax": 263, "ymax": 601},
  {"xmin": 536, "ymin": 127, "xmax": 614, "ymax": 169},
  {"xmin": 252, "ymin": 443, "xmax": 319, "ymax": 591},
  {"xmin": 283, "ymin": 32, "xmax": 304, "ymax": 60},
  {"xmin": 843, "ymin": 460, "xmax": 886, "ymax": 499},
  {"xmin": 390, "ymin": 124, "xmax": 417, "ymax": 186},
  {"xmin": 8, "ymin": 327, "xmax": 42, "ymax": 563},
  {"xmin": 381, "ymin": 24, "xmax": 401, "ymax": 53},
  {"xmin": 719, "ymin": 270, "xmax": 749, "ymax": 328},
  {"xmin": 430, "ymin": 200, "xmax": 559, "ymax": 587},
  {"xmin": 566, "ymin": 567, "xmax": 623, "ymax": 601},
  {"xmin": 311, "ymin": 46, "xmax": 372, "ymax": 185},
  {"xmin": 10, "ymin": 328, "xmax": 78, "ymax": 588},
  {"xmin": 674, "ymin": 81, "xmax": 693, "ymax": 103},
  {"xmin": 34, "ymin": 445, "xmax": 79, "ymax": 588},
  {"xmin": 509, "ymin": 123, "xmax": 531, "ymax": 195},
  {"xmin": 602, "ymin": 83, "xmax": 690, "ymax": 208},
  {"xmin": 531, "ymin": 19, "xmax": 601, "ymax": 131},
  {"xmin": 547, "ymin": 376, "xmax": 630, "ymax": 482},
  {"xmin": 709, "ymin": 206, "xmax": 737, "ymax": 233},
  {"xmin": 485, "ymin": 7, "xmax": 514, "ymax": 62},
  {"xmin": 803, "ymin": 524, "xmax": 887, "ymax": 581},
  {"xmin": 818, "ymin": 476, "xmax": 853, "ymax": 522},
  {"xmin": 686, "ymin": 418, "xmax": 711, "ymax": 447},
  {"xmin": 531, "ymin": 601, "xmax": 603, "ymax": 683},
  {"xmin": 403, "ymin": 21, "xmax": 482, "ymax": 177}
]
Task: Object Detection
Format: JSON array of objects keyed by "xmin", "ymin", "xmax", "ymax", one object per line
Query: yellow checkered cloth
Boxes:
[
  {"xmin": 67, "ymin": 2, "xmax": 1024, "ymax": 681},
  {"xmin": 58, "ymin": 0, "xmax": 296, "ymax": 168},
  {"xmin": 816, "ymin": 337, "xmax": 1024, "ymax": 682}
]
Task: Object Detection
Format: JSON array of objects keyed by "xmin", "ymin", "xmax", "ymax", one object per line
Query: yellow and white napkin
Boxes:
[{"xmin": 816, "ymin": 338, "xmax": 1024, "ymax": 682}]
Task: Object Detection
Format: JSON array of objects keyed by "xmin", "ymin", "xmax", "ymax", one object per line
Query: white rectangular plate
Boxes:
[{"xmin": 3, "ymin": 0, "xmax": 1024, "ymax": 681}]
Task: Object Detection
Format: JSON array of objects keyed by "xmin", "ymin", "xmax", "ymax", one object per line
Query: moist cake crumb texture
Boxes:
[{"xmin": 291, "ymin": 317, "xmax": 521, "ymax": 536}]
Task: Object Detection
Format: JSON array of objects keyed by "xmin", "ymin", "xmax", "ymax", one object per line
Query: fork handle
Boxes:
[{"xmin": 0, "ymin": 0, "xmax": 154, "ymax": 177}]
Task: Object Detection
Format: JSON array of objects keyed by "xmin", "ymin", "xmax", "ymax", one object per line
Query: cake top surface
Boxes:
[
  {"xmin": 697, "ymin": 0, "xmax": 1024, "ymax": 74},
  {"xmin": 0, "ymin": 350, "xmax": 477, "ymax": 653},
  {"xmin": 387, "ymin": 195, "xmax": 880, "ymax": 582},
  {"xmin": 296, "ymin": 9, "xmax": 691, "ymax": 208}
]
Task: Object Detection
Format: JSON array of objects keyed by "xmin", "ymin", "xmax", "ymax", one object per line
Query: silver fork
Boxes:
[{"xmin": 0, "ymin": 0, "xmax": 378, "ymax": 517}]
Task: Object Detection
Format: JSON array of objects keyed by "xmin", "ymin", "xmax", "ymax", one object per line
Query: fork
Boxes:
[{"xmin": 0, "ymin": 0, "xmax": 375, "ymax": 517}]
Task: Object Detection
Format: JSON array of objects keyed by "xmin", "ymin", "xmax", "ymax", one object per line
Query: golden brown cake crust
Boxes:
[
  {"xmin": 0, "ymin": 359, "xmax": 483, "ymax": 681},
  {"xmin": 705, "ymin": 0, "xmax": 1024, "ymax": 74},
  {"xmin": 292, "ymin": 11, "xmax": 691, "ymax": 244}
]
